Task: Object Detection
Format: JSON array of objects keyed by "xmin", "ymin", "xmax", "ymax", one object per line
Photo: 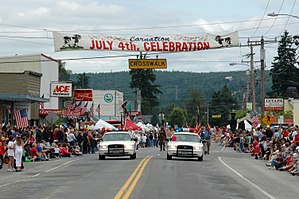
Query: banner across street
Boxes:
[{"xmin": 53, "ymin": 31, "xmax": 239, "ymax": 52}]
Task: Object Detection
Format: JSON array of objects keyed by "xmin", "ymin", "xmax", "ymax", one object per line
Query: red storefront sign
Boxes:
[
  {"xmin": 74, "ymin": 89, "xmax": 93, "ymax": 101},
  {"xmin": 39, "ymin": 109, "xmax": 62, "ymax": 116}
]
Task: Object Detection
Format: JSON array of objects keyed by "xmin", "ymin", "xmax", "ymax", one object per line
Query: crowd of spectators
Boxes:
[
  {"xmin": 0, "ymin": 125, "xmax": 102, "ymax": 172},
  {"xmin": 219, "ymin": 125, "xmax": 299, "ymax": 176}
]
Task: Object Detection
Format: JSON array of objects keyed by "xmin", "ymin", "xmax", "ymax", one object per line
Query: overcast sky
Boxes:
[{"xmin": 0, "ymin": 0, "xmax": 298, "ymax": 73}]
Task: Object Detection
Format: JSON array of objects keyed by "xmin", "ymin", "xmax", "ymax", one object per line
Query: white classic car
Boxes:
[
  {"xmin": 166, "ymin": 132, "xmax": 204, "ymax": 161},
  {"xmin": 98, "ymin": 132, "xmax": 137, "ymax": 160}
]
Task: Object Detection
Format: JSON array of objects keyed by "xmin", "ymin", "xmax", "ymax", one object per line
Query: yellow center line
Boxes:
[
  {"xmin": 122, "ymin": 155, "xmax": 153, "ymax": 199},
  {"xmin": 114, "ymin": 155, "xmax": 150, "ymax": 199}
]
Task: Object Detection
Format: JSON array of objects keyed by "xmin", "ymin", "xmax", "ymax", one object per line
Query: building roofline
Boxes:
[{"xmin": 41, "ymin": 54, "xmax": 60, "ymax": 63}]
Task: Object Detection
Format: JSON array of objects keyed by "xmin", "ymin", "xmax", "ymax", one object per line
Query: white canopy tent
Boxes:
[
  {"xmin": 243, "ymin": 120, "xmax": 252, "ymax": 130},
  {"xmin": 136, "ymin": 122, "xmax": 150, "ymax": 132},
  {"xmin": 227, "ymin": 119, "xmax": 252, "ymax": 131},
  {"xmin": 90, "ymin": 119, "xmax": 117, "ymax": 130}
]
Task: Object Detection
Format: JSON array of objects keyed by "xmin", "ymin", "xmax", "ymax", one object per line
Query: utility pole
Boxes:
[
  {"xmin": 243, "ymin": 70, "xmax": 250, "ymax": 110},
  {"xmin": 206, "ymin": 104, "xmax": 209, "ymax": 126},
  {"xmin": 260, "ymin": 36, "xmax": 265, "ymax": 113},
  {"xmin": 249, "ymin": 44, "xmax": 256, "ymax": 112},
  {"xmin": 246, "ymin": 37, "xmax": 276, "ymax": 113}
]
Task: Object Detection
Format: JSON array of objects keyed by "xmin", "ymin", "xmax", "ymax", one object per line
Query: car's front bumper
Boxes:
[
  {"xmin": 99, "ymin": 148, "xmax": 135, "ymax": 156},
  {"xmin": 167, "ymin": 148, "xmax": 203, "ymax": 158}
]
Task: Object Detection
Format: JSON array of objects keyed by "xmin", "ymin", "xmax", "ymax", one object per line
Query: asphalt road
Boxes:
[{"xmin": 0, "ymin": 143, "xmax": 298, "ymax": 199}]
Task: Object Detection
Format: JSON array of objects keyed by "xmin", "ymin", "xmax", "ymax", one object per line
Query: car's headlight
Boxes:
[
  {"xmin": 194, "ymin": 146, "xmax": 202, "ymax": 150},
  {"xmin": 100, "ymin": 145, "xmax": 107, "ymax": 149},
  {"xmin": 168, "ymin": 145, "xmax": 177, "ymax": 149},
  {"xmin": 125, "ymin": 144, "xmax": 135, "ymax": 149}
]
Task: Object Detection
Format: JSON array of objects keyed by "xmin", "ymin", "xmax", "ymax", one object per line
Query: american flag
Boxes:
[
  {"xmin": 96, "ymin": 104, "xmax": 101, "ymax": 118},
  {"xmin": 14, "ymin": 109, "xmax": 29, "ymax": 128},
  {"xmin": 195, "ymin": 121, "xmax": 201, "ymax": 134},
  {"xmin": 252, "ymin": 115, "xmax": 260, "ymax": 128},
  {"xmin": 73, "ymin": 101, "xmax": 83, "ymax": 116},
  {"xmin": 89, "ymin": 102, "xmax": 94, "ymax": 117},
  {"xmin": 80, "ymin": 101, "xmax": 88, "ymax": 115},
  {"xmin": 67, "ymin": 101, "xmax": 76, "ymax": 116}
]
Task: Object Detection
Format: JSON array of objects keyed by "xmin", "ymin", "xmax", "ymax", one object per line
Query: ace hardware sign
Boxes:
[{"xmin": 50, "ymin": 82, "xmax": 72, "ymax": 97}]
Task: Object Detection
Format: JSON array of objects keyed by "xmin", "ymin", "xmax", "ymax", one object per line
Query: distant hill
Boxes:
[{"xmin": 70, "ymin": 70, "xmax": 272, "ymax": 108}]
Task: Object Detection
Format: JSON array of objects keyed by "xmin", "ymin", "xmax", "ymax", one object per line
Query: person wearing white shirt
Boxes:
[
  {"xmin": 142, "ymin": 134, "xmax": 147, "ymax": 148},
  {"xmin": 7, "ymin": 136, "xmax": 15, "ymax": 172},
  {"xmin": 291, "ymin": 127, "xmax": 297, "ymax": 141},
  {"xmin": 14, "ymin": 136, "xmax": 24, "ymax": 172},
  {"xmin": 67, "ymin": 129, "xmax": 77, "ymax": 146}
]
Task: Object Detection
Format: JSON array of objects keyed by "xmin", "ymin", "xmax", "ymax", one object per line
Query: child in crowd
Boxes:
[
  {"xmin": 53, "ymin": 143, "xmax": 61, "ymax": 158},
  {"xmin": 60, "ymin": 143, "xmax": 71, "ymax": 157}
]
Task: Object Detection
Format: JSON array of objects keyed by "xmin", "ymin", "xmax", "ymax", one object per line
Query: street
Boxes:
[{"xmin": 0, "ymin": 143, "xmax": 298, "ymax": 199}]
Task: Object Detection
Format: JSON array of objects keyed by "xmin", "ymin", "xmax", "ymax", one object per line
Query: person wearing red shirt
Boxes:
[
  {"xmin": 53, "ymin": 128, "xmax": 58, "ymax": 143},
  {"xmin": 31, "ymin": 143, "xmax": 42, "ymax": 161},
  {"xmin": 60, "ymin": 143, "xmax": 71, "ymax": 157},
  {"xmin": 0, "ymin": 134, "xmax": 6, "ymax": 169},
  {"xmin": 252, "ymin": 138, "xmax": 260, "ymax": 159},
  {"xmin": 282, "ymin": 129, "xmax": 289, "ymax": 139}
]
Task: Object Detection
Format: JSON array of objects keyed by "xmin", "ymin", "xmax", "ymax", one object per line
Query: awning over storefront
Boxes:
[{"xmin": 0, "ymin": 94, "xmax": 49, "ymax": 103}]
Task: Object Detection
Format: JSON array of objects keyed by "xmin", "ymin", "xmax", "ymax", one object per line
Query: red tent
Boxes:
[{"xmin": 124, "ymin": 118, "xmax": 141, "ymax": 130}]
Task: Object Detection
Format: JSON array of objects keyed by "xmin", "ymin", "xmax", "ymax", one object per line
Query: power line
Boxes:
[
  {"xmin": 250, "ymin": 0, "xmax": 271, "ymax": 37},
  {"xmin": 263, "ymin": 0, "xmax": 285, "ymax": 35},
  {"xmin": 279, "ymin": 0, "xmax": 297, "ymax": 35},
  {"xmin": 0, "ymin": 17, "xmax": 290, "ymax": 34}
]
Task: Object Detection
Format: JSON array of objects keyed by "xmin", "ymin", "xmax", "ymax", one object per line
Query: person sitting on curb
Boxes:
[
  {"xmin": 60, "ymin": 143, "xmax": 72, "ymax": 157},
  {"xmin": 30, "ymin": 143, "xmax": 45, "ymax": 161}
]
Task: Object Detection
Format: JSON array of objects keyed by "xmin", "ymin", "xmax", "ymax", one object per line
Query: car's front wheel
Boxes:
[
  {"xmin": 130, "ymin": 153, "xmax": 136, "ymax": 159},
  {"xmin": 198, "ymin": 155, "xmax": 203, "ymax": 161},
  {"xmin": 167, "ymin": 153, "xmax": 172, "ymax": 160},
  {"xmin": 99, "ymin": 155, "xmax": 105, "ymax": 160}
]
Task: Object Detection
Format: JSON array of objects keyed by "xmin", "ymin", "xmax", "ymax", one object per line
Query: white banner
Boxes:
[
  {"xmin": 265, "ymin": 98, "xmax": 283, "ymax": 108},
  {"xmin": 53, "ymin": 31, "xmax": 239, "ymax": 52}
]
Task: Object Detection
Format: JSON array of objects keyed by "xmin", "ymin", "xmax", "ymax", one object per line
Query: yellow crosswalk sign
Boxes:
[{"xmin": 262, "ymin": 114, "xmax": 275, "ymax": 126}]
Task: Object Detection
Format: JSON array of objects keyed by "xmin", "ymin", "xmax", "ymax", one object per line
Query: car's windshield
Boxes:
[
  {"xmin": 102, "ymin": 133, "xmax": 131, "ymax": 141},
  {"xmin": 174, "ymin": 134, "xmax": 200, "ymax": 142}
]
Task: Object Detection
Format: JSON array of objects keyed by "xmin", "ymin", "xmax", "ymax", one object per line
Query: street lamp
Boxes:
[
  {"xmin": 267, "ymin": 12, "xmax": 299, "ymax": 19},
  {"xmin": 229, "ymin": 62, "xmax": 249, "ymax": 66},
  {"xmin": 229, "ymin": 62, "xmax": 255, "ymax": 112}
]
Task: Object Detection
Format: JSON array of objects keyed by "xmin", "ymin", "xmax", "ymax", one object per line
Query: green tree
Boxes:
[
  {"xmin": 150, "ymin": 114, "xmax": 159, "ymax": 126},
  {"xmin": 184, "ymin": 89, "xmax": 205, "ymax": 125},
  {"xmin": 59, "ymin": 62, "xmax": 72, "ymax": 81},
  {"xmin": 271, "ymin": 30, "xmax": 299, "ymax": 97},
  {"xmin": 209, "ymin": 85, "xmax": 238, "ymax": 126},
  {"xmin": 75, "ymin": 72, "xmax": 90, "ymax": 89},
  {"xmin": 129, "ymin": 69, "xmax": 162, "ymax": 114},
  {"xmin": 59, "ymin": 62, "xmax": 73, "ymax": 109},
  {"xmin": 168, "ymin": 107, "xmax": 187, "ymax": 127}
]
